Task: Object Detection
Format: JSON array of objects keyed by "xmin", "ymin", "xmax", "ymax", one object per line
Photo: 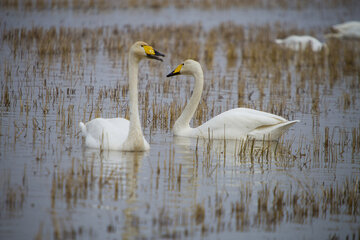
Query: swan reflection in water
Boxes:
[
  {"xmin": 81, "ymin": 148, "xmax": 147, "ymax": 239},
  {"xmin": 173, "ymin": 136, "xmax": 280, "ymax": 159},
  {"xmin": 172, "ymin": 135, "xmax": 293, "ymax": 183}
]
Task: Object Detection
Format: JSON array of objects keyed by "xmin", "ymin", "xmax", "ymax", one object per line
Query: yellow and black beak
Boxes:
[
  {"xmin": 166, "ymin": 63, "xmax": 183, "ymax": 77},
  {"xmin": 143, "ymin": 45, "xmax": 165, "ymax": 62}
]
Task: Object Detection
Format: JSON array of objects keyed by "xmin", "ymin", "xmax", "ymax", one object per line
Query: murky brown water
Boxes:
[{"xmin": 0, "ymin": 1, "xmax": 359, "ymax": 239}]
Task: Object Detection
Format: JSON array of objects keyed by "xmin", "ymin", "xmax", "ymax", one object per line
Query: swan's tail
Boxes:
[
  {"xmin": 250, "ymin": 120, "xmax": 300, "ymax": 140},
  {"xmin": 79, "ymin": 122, "xmax": 86, "ymax": 136},
  {"xmin": 279, "ymin": 120, "xmax": 299, "ymax": 132},
  {"xmin": 271, "ymin": 120, "xmax": 299, "ymax": 140}
]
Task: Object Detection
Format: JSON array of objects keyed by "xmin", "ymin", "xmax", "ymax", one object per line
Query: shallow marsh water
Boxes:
[{"xmin": 0, "ymin": 1, "xmax": 360, "ymax": 239}]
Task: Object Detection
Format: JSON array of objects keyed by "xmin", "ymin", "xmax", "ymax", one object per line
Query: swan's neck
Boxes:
[
  {"xmin": 123, "ymin": 53, "xmax": 145, "ymax": 150},
  {"xmin": 174, "ymin": 69, "xmax": 204, "ymax": 134}
]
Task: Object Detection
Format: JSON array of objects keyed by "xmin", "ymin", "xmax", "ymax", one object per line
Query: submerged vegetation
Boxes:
[{"xmin": 0, "ymin": 1, "xmax": 360, "ymax": 239}]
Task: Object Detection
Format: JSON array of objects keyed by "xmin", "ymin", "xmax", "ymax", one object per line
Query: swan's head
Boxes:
[
  {"xmin": 131, "ymin": 41, "xmax": 165, "ymax": 61},
  {"xmin": 166, "ymin": 59, "xmax": 202, "ymax": 77}
]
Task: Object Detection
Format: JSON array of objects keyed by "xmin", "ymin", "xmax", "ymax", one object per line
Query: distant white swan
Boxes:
[
  {"xmin": 166, "ymin": 59, "xmax": 299, "ymax": 141},
  {"xmin": 275, "ymin": 35, "xmax": 326, "ymax": 52},
  {"xmin": 79, "ymin": 41, "xmax": 164, "ymax": 151},
  {"xmin": 326, "ymin": 21, "xmax": 360, "ymax": 39}
]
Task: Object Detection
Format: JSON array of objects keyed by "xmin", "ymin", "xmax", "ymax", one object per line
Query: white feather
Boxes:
[{"xmin": 275, "ymin": 35, "xmax": 325, "ymax": 52}]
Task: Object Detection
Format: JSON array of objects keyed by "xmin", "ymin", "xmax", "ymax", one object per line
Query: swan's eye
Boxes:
[{"xmin": 141, "ymin": 45, "xmax": 144, "ymax": 47}]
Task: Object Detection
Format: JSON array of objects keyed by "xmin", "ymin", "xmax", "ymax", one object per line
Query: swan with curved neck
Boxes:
[
  {"xmin": 167, "ymin": 59, "xmax": 299, "ymax": 141},
  {"xmin": 79, "ymin": 41, "xmax": 164, "ymax": 151}
]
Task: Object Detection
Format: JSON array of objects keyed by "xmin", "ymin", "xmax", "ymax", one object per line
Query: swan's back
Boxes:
[
  {"xmin": 80, "ymin": 118, "xmax": 130, "ymax": 150},
  {"xmin": 275, "ymin": 35, "xmax": 323, "ymax": 51},
  {"xmin": 193, "ymin": 108, "xmax": 297, "ymax": 140}
]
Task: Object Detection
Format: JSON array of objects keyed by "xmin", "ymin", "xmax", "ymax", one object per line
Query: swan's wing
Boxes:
[
  {"xmin": 83, "ymin": 118, "xmax": 130, "ymax": 149},
  {"xmin": 196, "ymin": 108, "xmax": 288, "ymax": 139}
]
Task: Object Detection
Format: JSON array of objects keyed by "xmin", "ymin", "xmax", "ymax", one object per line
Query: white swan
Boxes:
[
  {"xmin": 79, "ymin": 41, "xmax": 164, "ymax": 151},
  {"xmin": 166, "ymin": 59, "xmax": 299, "ymax": 141},
  {"xmin": 326, "ymin": 21, "xmax": 360, "ymax": 39},
  {"xmin": 275, "ymin": 35, "xmax": 326, "ymax": 52}
]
